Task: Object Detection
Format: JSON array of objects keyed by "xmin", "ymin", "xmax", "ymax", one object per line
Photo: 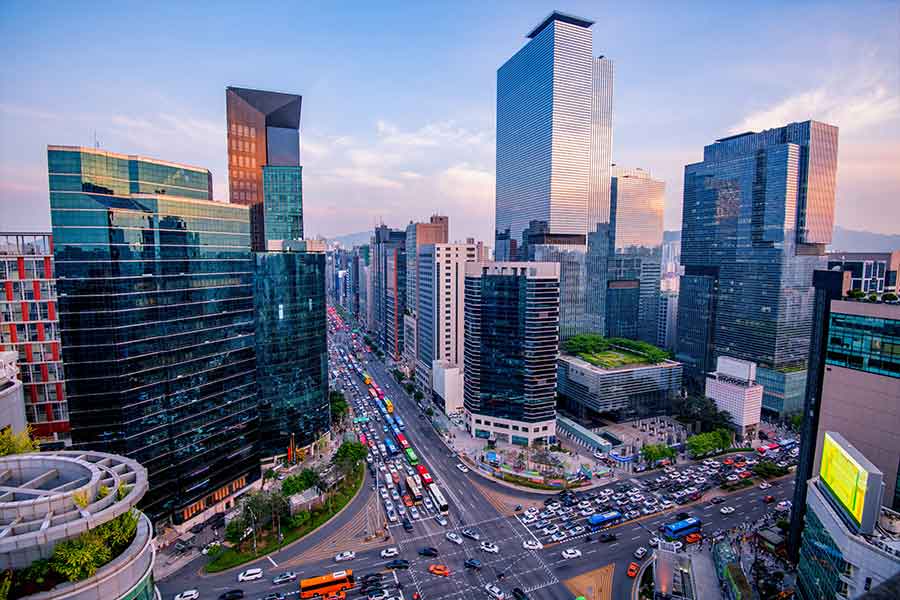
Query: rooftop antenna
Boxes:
[{"xmin": 93, "ymin": 130, "xmax": 101, "ymax": 149}]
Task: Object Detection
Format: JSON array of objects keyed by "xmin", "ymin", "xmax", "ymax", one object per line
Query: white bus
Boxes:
[{"xmin": 427, "ymin": 483, "xmax": 449, "ymax": 513}]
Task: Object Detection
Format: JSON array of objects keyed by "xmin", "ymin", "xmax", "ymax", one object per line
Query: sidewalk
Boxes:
[{"xmin": 689, "ymin": 548, "xmax": 723, "ymax": 600}]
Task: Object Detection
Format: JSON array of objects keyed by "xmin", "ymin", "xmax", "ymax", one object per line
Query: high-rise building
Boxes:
[
  {"xmin": 704, "ymin": 356, "xmax": 763, "ymax": 442},
  {"xmin": 676, "ymin": 121, "xmax": 839, "ymax": 417},
  {"xmin": 463, "ymin": 262, "xmax": 559, "ymax": 446},
  {"xmin": 49, "ymin": 146, "xmax": 258, "ymax": 525},
  {"xmin": 372, "ymin": 225, "xmax": 407, "ymax": 359},
  {"xmin": 414, "ymin": 243, "xmax": 477, "ymax": 397},
  {"xmin": 403, "ymin": 216, "xmax": 449, "ymax": 374},
  {"xmin": 0, "ymin": 351, "xmax": 26, "ymax": 434},
  {"xmin": 226, "ymin": 86, "xmax": 303, "ymax": 251},
  {"xmin": 657, "ymin": 291, "xmax": 678, "ymax": 351},
  {"xmin": 826, "ymin": 251, "xmax": 900, "ymax": 295},
  {"xmin": 0, "ymin": 232, "xmax": 70, "ymax": 444}
]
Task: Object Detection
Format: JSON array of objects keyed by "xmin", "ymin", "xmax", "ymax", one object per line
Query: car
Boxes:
[
  {"xmin": 272, "ymin": 571, "xmax": 297, "ymax": 585},
  {"xmin": 570, "ymin": 525, "xmax": 586, "ymax": 536},
  {"xmin": 335, "ymin": 550, "xmax": 356, "ymax": 562},
  {"xmin": 456, "ymin": 463, "xmax": 470, "ymax": 473},
  {"xmin": 462, "ymin": 528, "xmax": 481, "ymax": 541},
  {"xmin": 380, "ymin": 547, "xmax": 400, "ymax": 558},
  {"xmin": 175, "ymin": 591, "xmax": 200, "ymax": 600},
  {"xmin": 201, "ymin": 541, "xmax": 220, "ymax": 555},
  {"xmin": 525, "ymin": 507, "xmax": 539, "ymax": 516},
  {"xmin": 428, "ymin": 563, "xmax": 451, "ymax": 577},
  {"xmin": 762, "ymin": 495, "xmax": 776, "ymax": 503},
  {"xmin": 541, "ymin": 525, "xmax": 558, "ymax": 535},
  {"xmin": 775, "ymin": 500, "xmax": 792, "ymax": 513},
  {"xmin": 521, "ymin": 515, "xmax": 536, "ymax": 524},
  {"xmin": 484, "ymin": 583, "xmax": 506, "ymax": 599},
  {"xmin": 410, "ymin": 507, "xmax": 421, "ymax": 520},
  {"xmin": 237, "ymin": 568, "xmax": 263, "ymax": 582},
  {"xmin": 402, "ymin": 494, "xmax": 414, "ymax": 507},
  {"xmin": 726, "ymin": 474, "xmax": 739, "ymax": 482},
  {"xmin": 759, "ymin": 482, "xmax": 771, "ymax": 490},
  {"xmin": 599, "ymin": 532, "xmax": 617, "ymax": 543},
  {"xmin": 385, "ymin": 559, "xmax": 410, "ymax": 569},
  {"xmin": 561, "ymin": 548, "xmax": 582, "ymax": 559},
  {"xmin": 551, "ymin": 532, "xmax": 567, "ymax": 542},
  {"xmin": 419, "ymin": 546, "xmax": 439, "ymax": 557},
  {"xmin": 480, "ymin": 541, "xmax": 500, "ymax": 554},
  {"xmin": 634, "ymin": 547, "xmax": 648, "ymax": 559},
  {"xmin": 685, "ymin": 533, "xmax": 702, "ymax": 544},
  {"xmin": 512, "ymin": 588, "xmax": 529, "ymax": 600},
  {"xmin": 362, "ymin": 573, "xmax": 384, "ymax": 584},
  {"xmin": 218, "ymin": 591, "xmax": 244, "ymax": 600},
  {"xmin": 436, "ymin": 515, "xmax": 449, "ymax": 527},
  {"xmin": 261, "ymin": 594, "xmax": 286, "ymax": 600},
  {"xmin": 739, "ymin": 471, "xmax": 752, "ymax": 479},
  {"xmin": 627, "ymin": 562, "xmax": 640, "ymax": 578},
  {"xmin": 403, "ymin": 517, "xmax": 413, "ymax": 532},
  {"xmin": 367, "ymin": 592, "xmax": 389, "ymax": 600},
  {"xmin": 522, "ymin": 539, "xmax": 543, "ymax": 550},
  {"xmin": 648, "ymin": 537, "xmax": 660, "ymax": 547},
  {"xmin": 710, "ymin": 496, "xmax": 726, "ymax": 504},
  {"xmin": 720, "ymin": 506, "xmax": 735, "ymax": 514},
  {"xmin": 464, "ymin": 558, "xmax": 483, "ymax": 570}
]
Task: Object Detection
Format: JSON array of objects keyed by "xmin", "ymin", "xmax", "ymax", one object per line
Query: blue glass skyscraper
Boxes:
[{"xmin": 676, "ymin": 121, "xmax": 839, "ymax": 416}]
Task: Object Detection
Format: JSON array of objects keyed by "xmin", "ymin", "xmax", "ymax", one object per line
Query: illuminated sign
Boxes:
[{"xmin": 819, "ymin": 432, "xmax": 868, "ymax": 525}]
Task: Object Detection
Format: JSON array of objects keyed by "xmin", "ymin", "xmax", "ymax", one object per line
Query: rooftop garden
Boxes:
[{"xmin": 563, "ymin": 334, "xmax": 671, "ymax": 369}]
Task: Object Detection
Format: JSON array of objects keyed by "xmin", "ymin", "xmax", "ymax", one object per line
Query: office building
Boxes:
[
  {"xmin": 463, "ymin": 262, "xmax": 559, "ymax": 445},
  {"xmin": 827, "ymin": 251, "xmax": 900, "ymax": 295},
  {"xmin": 254, "ymin": 241, "xmax": 328, "ymax": 459},
  {"xmin": 372, "ymin": 225, "xmax": 407, "ymax": 359},
  {"xmin": 49, "ymin": 146, "xmax": 258, "ymax": 526},
  {"xmin": 226, "ymin": 86, "xmax": 303, "ymax": 251},
  {"xmin": 676, "ymin": 120, "xmax": 839, "ymax": 417},
  {"xmin": 0, "ymin": 232, "xmax": 69, "ymax": 444},
  {"xmin": 432, "ymin": 359, "xmax": 464, "ymax": 416},
  {"xmin": 704, "ymin": 356, "xmax": 763, "ymax": 442},
  {"xmin": 557, "ymin": 347, "xmax": 682, "ymax": 425},
  {"xmin": 403, "ymin": 216, "xmax": 449, "ymax": 373},
  {"xmin": 0, "ymin": 351, "xmax": 26, "ymax": 433},
  {"xmin": 414, "ymin": 243, "xmax": 477, "ymax": 396},
  {"xmin": 657, "ymin": 291, "xmax": 678, "ymax": 351},
  {"xmin": 0, "ymin": 450, "xmax": 156, "ymax": 599},
  {"xmin": 796, "ymin": 433, "xmax": 900, "ymax": 600}
]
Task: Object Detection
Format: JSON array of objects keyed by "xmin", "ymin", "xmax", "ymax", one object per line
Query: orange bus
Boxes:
[{"xmin": 299, "ymin": 570, "xmax": 355, "ymax": 599}]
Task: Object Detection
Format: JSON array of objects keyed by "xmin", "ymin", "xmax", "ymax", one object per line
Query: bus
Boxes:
[
  {"xmin": 358, "ymin": 434, "xmax": 368, "ymax": 446},
  {"xmin": 427, "ymin": 483, "xmax": 449, "ymax": 513},
  {"xmin": 384, "ymin": 472, "xmax": 394, "ymax": 490},
  {"xmin": 416, "ymin": 464, "xmax": 434, "ymax": 486},
  {"xmin": 299, "ymin": 570, "xmax": 355, "ymax": 599},
  {"xmin": 757, "ymin": 442, "xmax": 780, "ymax": 456},
  {"xmin": 377, "ymin": 389, "xmax": 385, "ymax": 400},
  {"xmin": 384, "ymin": 438, "xmax": 399, "ymax": 456},
  {"xmin": 587, "ymin": 510, "xmax": 622, "ymax": 529},
  {"xmin": 353, "ymin": 416, "xmax": 369, "ymax": 425},
  {"xmin": 405, "ymin": 448, "xmax": 420, "ymax": 466},
  {"xmin": 777, "ymin": 438, "xmax": 797, "ymax": 451},
  {"xmin": 395, "ymin": 433, "xmax": 410, "ymax": 450},
  {"xmin": 385, "ymin": 415, "xmax": 396, "ymax": 427},
  {"xmin": 368, "ymin": 388, "xmax": 378, "ymax": 400},
  {"xmin": 663, "ymin": 517, "xmax": 702, "ymax": 539},
  {"xmin": 405, "ymin": 476, "xmax": 424, "ymax": 502},
  {"xmin": 395, "ymin": 416, "xmax": 405, "ymax": 430},
  {"xmin": 363, "ymin": 373, "xmax": 372, "ymax": 385},
  {"xmin": 385, "ymin": 399, "xmax": 394, "ymax": 413}
]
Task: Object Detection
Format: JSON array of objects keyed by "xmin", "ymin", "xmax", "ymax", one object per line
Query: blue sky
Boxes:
[{"xmin": 1, "ymin": 1, "xmax": 898, "ymax": 243}]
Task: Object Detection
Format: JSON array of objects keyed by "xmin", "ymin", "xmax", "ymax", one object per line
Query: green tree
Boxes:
[
  {"xmin": 790, "ymin": 413, "xmax": 803, "ymax": 431},
  {"xmin": 0, "ymin": 426, "xmax": 37, "ymax": 457},
  {"xmin": 329, "ymin": 391, "xmax": 349, "ymax": 425},
  {"xmin": 264, "ymin": 468, "xmax": 277, "ymax": 481},
  {"xmin": 641, "ymin": 443, "xmax": 676, "ymax": 464},
  {"xmin": 332, "ymin": 441, "xmax": 367, "ymax": 478},
  {"xmin": 97, "ymin": 510, "xmax": 139, "ymax": 549},
  {"xmin": 225, "ymin": 516, "xmax": 247, "ymax": 544},
  {"xmin": 50, "ymin": 531, "xmax": 110, "ymax": 581},
  {"xmin": 414, "ymin": 391, "xmax": 424, "ymax": 401}
]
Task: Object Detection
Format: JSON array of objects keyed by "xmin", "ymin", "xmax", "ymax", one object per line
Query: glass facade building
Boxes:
[
  {"xmin": 463, "ymin": 262, "xmax": 559, "ymax": 445},
  {"xmin": 48, "ymin": 146, "xmax": 258, "ymax": 525},
  {"xmin": 676, "ymin": 121, "xmax": 839, "ymax": 415},
  {"xmin": 0, "ymin": 232, "xmax": 70, "ymax": 444},
  {"xmin": 262, "ymin": 165, "xmax": 303, "ymax": 244},
  {"xmin": 372, "ymin": 225, "xmax": 407, "ymax": 359},
  {"xmin": 254, "ymin": 247, "xmax": 328, "ymax": 457}
]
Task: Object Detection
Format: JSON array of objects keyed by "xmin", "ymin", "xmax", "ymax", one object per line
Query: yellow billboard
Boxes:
[{"xmin": 819, "ymin": 432, "xmax": 868, "ymax": 524}]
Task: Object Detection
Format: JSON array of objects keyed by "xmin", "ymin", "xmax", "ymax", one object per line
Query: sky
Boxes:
[{"xmin": 1, "ymin": 1, "xmax": 898, "ymax": 244}]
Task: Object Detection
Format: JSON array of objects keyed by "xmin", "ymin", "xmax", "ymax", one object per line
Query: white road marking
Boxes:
[{"xmin": 267, "ymin": 555, "xmax": 278, "ymax": 567}]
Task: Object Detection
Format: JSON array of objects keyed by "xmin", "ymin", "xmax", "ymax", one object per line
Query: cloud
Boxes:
[
  {"xmin": 732, "ymin": 68, "xmax": 900, "ymax": 134},
  {"xmin": 329, "ymin": 167, "xmax": 404, "ymax": 190},
  {"xmin": 375, "ymin": 119, "xmax": 488, "ymax": 148}
]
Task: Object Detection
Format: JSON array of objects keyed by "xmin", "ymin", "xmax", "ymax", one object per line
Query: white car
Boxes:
[
  {"xmin": 525, "ymin": 507, "xmax": 539, "ymax": 516},
  {"xmin": 238, "ymin": 567, "xmax": 263, "ymax": 582},
  {"xmin": 174, "ymin": 592, "xmax": 199, "ymax": 600},
  {"xmin": 201, "ymin": 541, "xmax": 220, "ymax": 555},
  {"xmin": 523, "ymin": 539, "xmax": 543, "ymax": 550},
  {"xmin": 720, "ymin": 506, "xmax": 736, "ymax": 515},
  {"xmin": 634, "ymin": 547, "xmax": 648, "ymax": 559},
  {"xmin": 380, "ymin": 547, "xmax": 399, "ymax": 558},
  {"xmin": 335, "ymin": 550, "xmax": 356, "ymax": 562},
  {"xmin": 484, "ymin": 583, "xmax": 506, "ymax": 599},
  {"xmin": 456, "ymin": 463, "xmax": 470, "ymax": 473},
  {"xmin": 759, "ymin": 482, "xmax": 771, "ymax": 490},
  {"xmin": 561, "ymin": 548, "xmax": 582, "ymax": 559},
  {"xmin": 551, "ymin": 532, "xmax": 567, "ymax": 542},
  {"xmin": 480, "ymin": 541, "xmax": 500, "ymax": 554},
  {"xmin": 521, "ymin": 515, "xmax": 536, "ymax": 524},
  {"xmin": 541, "ymin": 525, "xmax": 558, "ymax": 535},
  {"xmin": 570, "ymin": 525, "xmax": 586, "ymax": 536},
  {"xmin": 446, "ymin": 531, "xmax": 463, "ymax": 545},
  {"xmin": 648, "ymin": 536, "xmax": 660, "ymax": 547},
  {"xmin": 410, "ymin": 506, "xmax": 421, "ymax": 520}
]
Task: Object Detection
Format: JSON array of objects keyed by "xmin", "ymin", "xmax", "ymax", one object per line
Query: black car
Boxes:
[
  {"xmin": 599, "ymin": 533, "xmax": 617, "ymax": 543},
  {"xmin": 419, "ymin": 547, "xmax": 439, "ymax": 557},
  {"xmin": 362, "ymin": 574, "xmax": 384, "ymax": 584},
  {"xmin": 543, "ymin": 497, "xmax": 555, "ymax": 506},
  {"xmin": 402, "ymin": 518, "xmax": 413, "ymax": 532},
  {"xmin": 676, "ymin": 512, "xmax": 691, "ymax": 521},
  {"xmin": 513, "ymin": 588, "xmax": 529, "ymax": 600},
  {"xmin": 218, "ymin": 591, "xmax": 244, "ymax": 600},
  {"xmin": 189, "ymin": 521, "xmax": 206, "ymax": 534},
  {"xmin": 711, "ymin": 496, "xmax": 726, "ymax": 504},
  {"xmin": 386, "ymin": 559, "xmax": 410, "ymax": 569},
  {"xmin": 262, "ymin": 594, "xmax": 286, "ymax": 600},
  {"xmin": 461, "ymin": 528, "xmax": 480, "ymax": 541},
  {"xmin": 464, "ymin": 558, "xmax": 482, "ymax": 570}
]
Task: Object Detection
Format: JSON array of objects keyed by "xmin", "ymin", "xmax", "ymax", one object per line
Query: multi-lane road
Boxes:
[{"xmin": 157, "ymin": 325, "xmax": 795, "ymax": 600}]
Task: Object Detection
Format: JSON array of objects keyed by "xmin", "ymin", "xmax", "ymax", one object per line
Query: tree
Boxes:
[
  {"xmin": 264, "ymin": 468, "xmax": 277, "ymax": 481},
  {"xmin": 97, "ymin": 510, "xmax": 139, "ymax": 549},
  {"xmin": 329, "ymin": 391, "xmax": 349, "ymax": 425},
  {"xmin": 50, "ymin": 531, "xmax": 111, "ymax": 582},
  {"xmin": 282, "ymin": 468, "xmax": 321, "ymax": 497},
  {"xmin": 225, "ymin": 516, "xmax": 247, "ymax": 544},
  {"xmin": 0, "ymin": 426, "xmax": 37, "ymax": 457},
  {"xmin": 641, "ymin": 443, "xmax": 675, "ymax": 464},
  {"xmin": 789, "ymin": 413, "xmax": 803, "ymax": 431},
  {"xmin": 414, "ymin": 391, "xmax": 424, "ymax": 401},
  {"xmin": 332, "ymin": 441, "xmax": 367, "ymax": 478},
  {"xmin": 883, "ymin": 292, "xmax": 898, "ymax": 302}
]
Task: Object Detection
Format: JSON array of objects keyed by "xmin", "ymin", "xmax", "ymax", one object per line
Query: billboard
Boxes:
[{"xmin": 818, "ymin": 431, "xmax": 884, "ymax": 533}]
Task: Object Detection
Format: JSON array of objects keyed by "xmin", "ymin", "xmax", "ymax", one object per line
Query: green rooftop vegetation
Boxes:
[{"xmin": 563, "ymin": 334, "xmax": 671, "ymax": 369}]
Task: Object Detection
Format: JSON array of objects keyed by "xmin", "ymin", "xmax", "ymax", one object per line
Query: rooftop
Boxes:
[
  {"xmin": 527, "ymin": 11, "xmax": 594, "ymax": 38},
  {"xmin": 47, "ymin": 145, "xmax": 211, "ymax": 175}
]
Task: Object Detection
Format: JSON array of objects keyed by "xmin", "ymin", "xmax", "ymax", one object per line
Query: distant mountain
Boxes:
[
  {"xmin": 830, "ymin": 226, "xmax": 900, "ymax": 253},
  {"xmin": 329, "ymin": 231, "xmax": 372, "ymax": 248}
]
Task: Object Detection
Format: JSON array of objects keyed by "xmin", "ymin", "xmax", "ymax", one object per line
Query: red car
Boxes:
[{"xmin": 762, "ymin": 495, "xmax": 775, "ymax": 503}]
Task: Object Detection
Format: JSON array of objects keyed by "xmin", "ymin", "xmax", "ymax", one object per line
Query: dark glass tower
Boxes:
[
  {"xmin": 48, "ymin": 146, "xmax": 259, "ymax": 525},
  {"xmin": 226, "ymin": 86, "xmax": 302, "ymax": 252},
  {"xmin": 676, "ymin": 121, "xmax": 838, "ymax": 416}
]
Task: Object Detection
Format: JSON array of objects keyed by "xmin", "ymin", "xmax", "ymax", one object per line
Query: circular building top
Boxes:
[{"xmin": 0, "ymin": 450, "xmax": 149, "ymax": 569}]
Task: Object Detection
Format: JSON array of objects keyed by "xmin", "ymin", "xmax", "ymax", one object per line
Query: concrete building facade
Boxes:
[{"xmin": 704, "ymin": 356, "xmax": 763, "ymax": 442}]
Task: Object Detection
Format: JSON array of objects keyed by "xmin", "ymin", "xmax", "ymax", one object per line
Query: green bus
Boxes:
[
  {"xmin": 353, "ymin": 416, "xmax": 369, "ymax": 424},
  {"xmin": 405, "ymin": 448, "xmax": 419, "ymax": 466}
]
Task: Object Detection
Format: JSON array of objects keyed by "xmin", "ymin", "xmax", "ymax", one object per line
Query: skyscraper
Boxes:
[
  {"xmin": 463, "ymin": 262, "xmax": 560, "ymax": 446},
  {"xmin": 403, "ymin": 216, "xmax": 449, "ymax": 373},
  {"xmin": 372, "ymin": 225, "xmax": 407, "ymax": 360},
  {"xmin": 676, "ymin": 121, "xmax": 839, "ymax": 416},
  {"xmin": 226, "ymin": 87, "xmax": 303, "ymax": 251},
  {"xmin": 49, "ymin": 146, "xmax": 258, "ymax": 525}
]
